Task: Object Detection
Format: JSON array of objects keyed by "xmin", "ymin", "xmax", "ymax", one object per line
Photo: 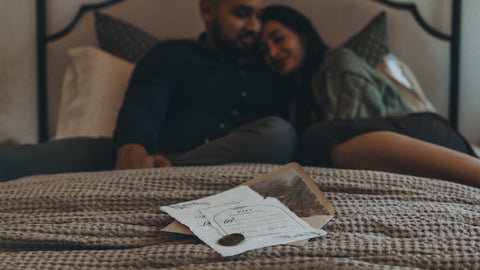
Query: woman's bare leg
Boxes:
[{"xmin": 331, "ymin": 131, "xmax": 480, "ymax": 187}]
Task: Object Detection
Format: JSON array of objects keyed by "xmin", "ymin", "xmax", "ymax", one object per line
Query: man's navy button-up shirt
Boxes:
[{"xmin": 114, "ymin": 39, "xmax": 294, "ymax": 153}]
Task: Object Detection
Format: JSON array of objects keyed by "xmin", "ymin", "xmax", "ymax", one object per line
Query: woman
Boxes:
[{"xmin": 259, "ymin": 5, "xmax": 480, "ymax": 187}]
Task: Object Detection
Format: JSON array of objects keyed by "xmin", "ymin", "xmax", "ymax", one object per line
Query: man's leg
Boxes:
[
  {"xmin": 171, "ymin": 116, "xmax": 297, "ymax": 165},
  {"xmin": 331, "ymin": 131, "xmax": 480, "ymax": 187},
  {"xmin": 0, "ymin": 137, "xmax": 114, "ymax": 182}
]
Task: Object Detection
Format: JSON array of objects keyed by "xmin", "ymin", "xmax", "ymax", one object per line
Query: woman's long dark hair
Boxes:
[
  {"xmin": 261, "ymin": 5, "xmax": 328, "ymax": 132},
  {"xmin": 260, "ymin": 5, "xmax": 328, "ymax": 82}
]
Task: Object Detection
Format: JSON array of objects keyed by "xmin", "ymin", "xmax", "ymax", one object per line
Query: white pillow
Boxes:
[
  {"xmin": 54, "ymin": 46, "xmax": 134, "ymax": 140},
  {"xmin": 375, "ymin": 53, "xmax": 436, "ymax": 112}
]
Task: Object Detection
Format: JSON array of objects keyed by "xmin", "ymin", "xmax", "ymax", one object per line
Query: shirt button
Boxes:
[
  {"xmin": 241, "ymin": 91, "xmax": 247, "ymax": 98},
  {"xmin": 232, "ymin": 109, "xmax": 239, "ymax": 116},
  {"xmin": 204, "ymin": 138, "xmax": 210, "ymax": 144},
  {"xmin": 219, "ymin": 123, "xmax": 225, "ymax": 129}
]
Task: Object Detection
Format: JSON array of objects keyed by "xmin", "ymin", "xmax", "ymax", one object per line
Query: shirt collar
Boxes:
[{"xmin": 197, "ymin": 32, "xmax": 257, "ymax": 65}]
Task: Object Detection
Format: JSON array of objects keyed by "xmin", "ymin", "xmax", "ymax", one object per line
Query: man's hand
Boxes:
[
  {"xmin": 152, "ymin": 155, "xmax": 172, "ymax": 168},
  {"xmin": 114, "ymin": 144, "xmax": 172, "ymax": 170}
]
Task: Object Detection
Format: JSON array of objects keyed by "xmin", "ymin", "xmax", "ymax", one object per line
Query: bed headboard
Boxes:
[{"xmin": 36, "ymin": 0, "xmax": 462, "ymax": 142}]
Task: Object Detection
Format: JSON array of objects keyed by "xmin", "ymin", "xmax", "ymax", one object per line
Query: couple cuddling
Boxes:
[{"xmin": 2, "ymin": 0, "xmax": 479, "ymax": 187}]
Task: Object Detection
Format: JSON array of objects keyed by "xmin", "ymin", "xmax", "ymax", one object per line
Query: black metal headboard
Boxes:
[{"xmin": 36, "ymin": 0, "xmax": 462, "ymax": 142}]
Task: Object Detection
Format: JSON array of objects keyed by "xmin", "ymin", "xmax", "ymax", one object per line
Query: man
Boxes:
[
  {"xmin": 0, "ymin": 0, "xmax": 296, "ymax": 182},
  {"xmin": 113, "ymin": 0, "xmax": 296, "ymax": 170}
]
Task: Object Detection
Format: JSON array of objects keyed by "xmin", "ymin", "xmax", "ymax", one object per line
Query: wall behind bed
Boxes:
[
  {"xmin": 0, "ymin": 0, "xmax": 479, "ymax": 145},
  {"xmin": 0, "ymin": 1, "xmax": 37, "ymax": 143}
]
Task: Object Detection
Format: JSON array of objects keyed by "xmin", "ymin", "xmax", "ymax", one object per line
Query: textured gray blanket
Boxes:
[{"xmin": 1, "ymin": 164, "xmax": 479, "ymax": 269}]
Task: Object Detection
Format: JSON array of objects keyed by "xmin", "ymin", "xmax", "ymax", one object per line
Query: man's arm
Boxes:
[{"xmin": 113, "ymin": 42, "xmax": 180, "ymax": 169}]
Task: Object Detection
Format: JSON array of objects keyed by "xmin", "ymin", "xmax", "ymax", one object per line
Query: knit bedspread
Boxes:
[{"xmin": 1, "ymin": 164, "xmax": 479, "ymax": 269}]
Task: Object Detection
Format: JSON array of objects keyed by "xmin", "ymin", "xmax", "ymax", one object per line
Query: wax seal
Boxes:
[{"xmin": 218, "ymin": 233, "xmax": 245, "ymax": 246}]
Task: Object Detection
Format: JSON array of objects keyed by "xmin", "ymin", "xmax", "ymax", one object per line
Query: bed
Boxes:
[{"xmin": 1, "ymin": 0, "xmax": 479, "ymax": 269}]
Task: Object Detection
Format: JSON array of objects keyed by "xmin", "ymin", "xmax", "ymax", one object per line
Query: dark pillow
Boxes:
[
  {"xmin": 94, "ymin": 12, "xmax": 160, "ymax": 63},
  {"xmin": 93, "ymin": 11, "xmax": 387, "ymax": 66},
  {"xmin": 342, "ymin": 11, "xmax": 389, "ymax": 67}
]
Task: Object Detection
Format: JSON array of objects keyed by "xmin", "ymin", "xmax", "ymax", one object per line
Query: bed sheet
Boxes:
[{"xmin": 1, "ymin": 163, "xmax": 479, "ymax": 269}]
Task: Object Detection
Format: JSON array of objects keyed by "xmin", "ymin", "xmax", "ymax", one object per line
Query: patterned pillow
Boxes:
[
  {"xmin": 94, "ymin": 10, "xmax": 387, "ymax": 66},
  {"xmin": 342, "ymin": 11, "xmax": 389, "ymax": 67},
  {"xmin": 94, "ymin": 12, "xmax": 160, "ymax": 63}
]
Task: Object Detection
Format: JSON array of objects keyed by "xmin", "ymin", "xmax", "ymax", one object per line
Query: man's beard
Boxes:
[{"xmin": 211, "ymin": 21, "xmax": 256, "ymax": 57}]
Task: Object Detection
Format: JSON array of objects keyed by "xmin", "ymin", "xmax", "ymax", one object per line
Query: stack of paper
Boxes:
[{"xmin": 160, "ymin": 163, "xmax": 335, "ymax": 257}]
